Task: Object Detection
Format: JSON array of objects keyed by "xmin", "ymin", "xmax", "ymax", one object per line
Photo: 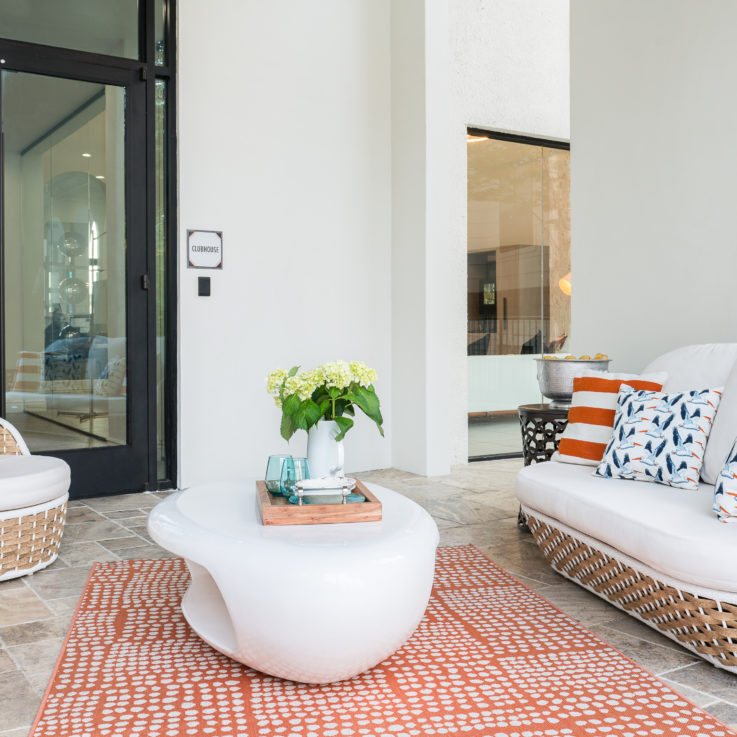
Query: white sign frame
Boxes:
[{"xmin": 187, "ymin": 229, "xmax": 223, "ymax": 269}]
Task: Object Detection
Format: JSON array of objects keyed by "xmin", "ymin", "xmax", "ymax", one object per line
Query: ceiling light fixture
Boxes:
[
  {"xmin": 95, "ymin": 175, "xmax": 105, "ymax": 180},
  {"xmin": 82, "ymin": 153, "xmax": 91, "ymax": 158}
]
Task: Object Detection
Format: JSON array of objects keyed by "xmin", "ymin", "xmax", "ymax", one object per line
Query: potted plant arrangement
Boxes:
[{"xmin": 266, "ymin": 360, "xmax": 384, "ymax": 478}]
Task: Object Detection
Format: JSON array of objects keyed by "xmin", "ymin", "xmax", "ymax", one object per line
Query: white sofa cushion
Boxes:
[
  {"xmin": 643, "ymin": 343, "xmax": 737, "ymax": 393},
  {"xmin": 0, "ymin": 456, "xmax": 71, "ymax": 511},
  {"xmin": 516, "ymin": 460, "xmax": 737, "ymax": 593},
  {"xmin": 702, "ymin": 359, "xmax": 737, "ymax": 485}
]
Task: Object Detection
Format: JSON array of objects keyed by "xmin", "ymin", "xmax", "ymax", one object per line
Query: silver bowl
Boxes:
[{"xmin": 535, "ymin": 358, "xmax": 611, "ymax": 408}]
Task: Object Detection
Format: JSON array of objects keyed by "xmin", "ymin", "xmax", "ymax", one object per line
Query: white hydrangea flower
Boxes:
[
  {"xmin": 266, "ymin": 368, "xmax": 287, "ymax": 396},
  {"xmin": 349, "ymin": 361, "xmax": 378, "ymax": 387},
  {"xmin": 320, "ymin": 360, "xmax": 352, "ymax": 390}
]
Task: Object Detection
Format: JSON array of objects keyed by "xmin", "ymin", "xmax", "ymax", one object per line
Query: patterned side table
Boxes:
[
  {"xmin": 518, "ymin": 403, "xmax": 569, "ymax": 466},
  {"xmin": 517, "ymin": 403, "xmax": 569, "ymax": 527}
]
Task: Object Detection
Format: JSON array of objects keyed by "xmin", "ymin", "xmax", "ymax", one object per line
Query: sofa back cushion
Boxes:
[
  {"xmin": 643, "ymin": 344, "xmax": 737, "ymax": 485},
  {"xmin": 643, "ymin": 343, "xmax": 737, "ymax": 392},
  {"xmin": 702, "ymin": 359, "xmax": 737, "ymax": 484}
]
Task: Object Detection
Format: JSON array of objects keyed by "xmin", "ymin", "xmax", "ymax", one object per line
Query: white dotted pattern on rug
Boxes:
[{"xmin": 30, "ymin": 549, "xmax": 735, "ymax": 737}]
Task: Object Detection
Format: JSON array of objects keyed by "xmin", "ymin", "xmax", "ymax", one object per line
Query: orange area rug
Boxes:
[{"xmin": 32, "ymin": 546, "xmax": 734, "ymax": 737}]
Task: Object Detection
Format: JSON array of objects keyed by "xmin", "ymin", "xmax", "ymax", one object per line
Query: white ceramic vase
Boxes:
[{"xmin": 307, "ymin": 420, "xmax": 345, "ymax": 479}]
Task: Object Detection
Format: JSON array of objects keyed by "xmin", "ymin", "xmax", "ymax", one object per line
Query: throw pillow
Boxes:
[
  {"xmin": 94, "ymin": 357, "xmax": 126, "ymax": 397},
  {"xmin": 556, "ymin": 370, "xmax": 667, "ymax": 465},
  {"xmin": 595, "ymin": 385, "xmax": 722, "ymax": 490},
  {"xmin": 12, "ymin": 351, "xmax": 42, "ymax": 392},
  {"xmin": 714, "ymin": 437, "xmax": 737, "ymax": 522}
]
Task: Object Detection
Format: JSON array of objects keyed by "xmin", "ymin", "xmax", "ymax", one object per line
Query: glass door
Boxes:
[{"xmin": 1, "ymin": 67, "xmax": 149, "ymax": 495}]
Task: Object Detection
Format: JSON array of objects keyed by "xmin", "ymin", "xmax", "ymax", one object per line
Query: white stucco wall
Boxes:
[
  {"xmin": 177, "ymin": 0, "xmax": 392, "ymax": 485},
  {"xmin": 570, "ymin": 0, "xmax": 737, "ymax": 372},
  {"xmin": 449, "ymin": 0, "xmax": 570, "ymax": 462},
  {"xmin": 390, "ymin": 0, "xmax": 454, "ymax": 477}
]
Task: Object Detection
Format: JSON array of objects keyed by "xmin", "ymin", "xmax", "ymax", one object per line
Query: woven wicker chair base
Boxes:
[
  {"xmin": 525, "ymin": 511, "xmax": 737, "ymax": 672},
  {"xmin": 0, "ymin": 495, "xmax": 68, "ymax": 581}
]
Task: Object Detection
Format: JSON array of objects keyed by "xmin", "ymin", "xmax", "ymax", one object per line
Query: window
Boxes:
[{"xmin": 467, "ymin": 131, "xmax": 570, "ymax": 459}]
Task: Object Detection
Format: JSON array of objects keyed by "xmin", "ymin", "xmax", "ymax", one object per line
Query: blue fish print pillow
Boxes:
[
  {"xmin": 595, "ymin": 384, "xmax": 722, "ymax": 490},
  {"xmin": 714, "ymin": 438, "xmax": 737, "ymax": 522}
]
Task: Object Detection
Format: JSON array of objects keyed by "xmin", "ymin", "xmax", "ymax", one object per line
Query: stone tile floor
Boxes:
[{"xmin": 1, "ymin": 458, "xmax": 736, "ymax": 735}]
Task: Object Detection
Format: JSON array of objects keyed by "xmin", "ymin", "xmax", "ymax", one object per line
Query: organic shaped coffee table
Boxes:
[{"xmin": 148, "ymin": 481, "xmax": 438, "ymax": 684}]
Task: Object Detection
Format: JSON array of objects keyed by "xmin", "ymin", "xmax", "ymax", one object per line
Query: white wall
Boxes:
[
  {"xmin": 448, "ymin": 0, "xmax": 570, "ymax": 462},
  {"xmin": 390, "ymin": 0, "xmax": 454, "ymax": 477},
  {"xmin": 177, "ymin": 0, "xmax": 392, "ymax": 485},
  {"xmin": 570, "ymin": 0, "xmax": 737, "ymax": 372}
]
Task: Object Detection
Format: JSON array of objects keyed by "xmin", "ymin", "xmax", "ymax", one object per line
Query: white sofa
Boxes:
[{"xmin": 516, "ymin": 343, "xmax": 737, "ymax": 672}]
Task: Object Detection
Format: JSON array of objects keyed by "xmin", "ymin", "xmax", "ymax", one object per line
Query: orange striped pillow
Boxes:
[
  {"xmin": 13, "ymin": 351, "xmax": 42, "ymax": 392},
  {"xmin": 556, "ymin": 370, "xmax": 667, "ymax": 465}
]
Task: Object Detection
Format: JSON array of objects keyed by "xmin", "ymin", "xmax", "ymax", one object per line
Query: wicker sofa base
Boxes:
[
  {"xmin": 0, "ymin": 494, "xmax": 68, "ymax": 582},
  {"xmin": 524, "ymin": 508, "xmax": 737, "ymax": 672}
]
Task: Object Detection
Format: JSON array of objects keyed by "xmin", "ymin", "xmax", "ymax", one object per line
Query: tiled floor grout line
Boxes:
[{"xmin": 657, "ymin": 661, "xmax": 707, "ymax": 677}]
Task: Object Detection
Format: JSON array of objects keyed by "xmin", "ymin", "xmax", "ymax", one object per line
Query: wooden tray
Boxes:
[{"xmin": 256, "ymin": 479, "xmax": 382, "ymax": 526}]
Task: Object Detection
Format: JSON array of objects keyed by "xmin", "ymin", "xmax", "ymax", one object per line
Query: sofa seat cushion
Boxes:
[
  {"xmin": 516, "ymin": 461, "xmax": 737, "ymax": 593},
  {"xmin": 0, "ymin": 456, "xmax": 71, "ymax": 512}
]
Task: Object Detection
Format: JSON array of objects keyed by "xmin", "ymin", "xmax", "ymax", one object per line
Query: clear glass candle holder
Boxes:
[
  {"xmin": 280, "ymin": 457, "xmax": 310, "ymax": 497},
  {"xmin": 265, "ymin": 454, "xmax": 292, "ymax": 495}
]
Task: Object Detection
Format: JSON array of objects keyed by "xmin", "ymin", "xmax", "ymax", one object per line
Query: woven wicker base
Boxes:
[
  {"xmin": 0, "ymin": 497, "xmax": 68, "ymax": 581},
  {"xmin": 526, "ymin": 512, "xmax": 737, "ymax": 672}
]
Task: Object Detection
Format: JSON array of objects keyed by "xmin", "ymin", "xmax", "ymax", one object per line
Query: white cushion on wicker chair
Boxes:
[
  {"xmin": 516, "ymin": 460, "xmax": 737, "ymax": 593},
  {"xmin": 0, "ymin": 456, "xmax": 71, "ymax": 512}
]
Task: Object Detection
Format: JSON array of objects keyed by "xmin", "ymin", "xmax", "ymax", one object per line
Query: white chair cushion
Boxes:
[
  {"xmin": 0, "ymin": 456, "xmax": 71, "ymax": 511},
  {"xmin": 643, "ymin": 343, "xmax": 737, "ymax": 393},
  {"xmin": 516, "ymin": 460, "xmax": 737, "ymax": 593},
  {"xmin": 703, "ymin": 359, "xmax": 737, "ymax": 485}
]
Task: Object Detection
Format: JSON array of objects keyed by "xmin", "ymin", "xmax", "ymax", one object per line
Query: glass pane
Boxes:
[
  {"xmin": 467, "ymin": 136, "xmax": 570, "ymax": 458},
  {"xmin": 155, "ymin": 79, "xmax": 167, "ymax": 479},
  {"xmin": 0, "ymin": 0, "xmax": 139, "ymax": 59},
  {"xmin": 155, "ymin": 0, "xmax": 166, "ymax": 65},
  {"xmin": 2, "ymin": 71, "xmax": 128, "ymax": 450}
]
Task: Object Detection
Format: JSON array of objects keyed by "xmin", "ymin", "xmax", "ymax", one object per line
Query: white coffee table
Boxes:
[{"xmin": 148, "ymin": 481, "xmax": 438, "ymax": 684}]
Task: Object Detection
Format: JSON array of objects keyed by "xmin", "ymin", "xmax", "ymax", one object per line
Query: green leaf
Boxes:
[
  {"xmin": 344, "ymin": 386, "xmax": 384, "ymax": 436},
  {"xmin": 334, "ymin": 415, "xmax": 354, "ymax": 441},
  {"xmin": 302, "ymin": 399, "xmax": 322, "ymax": 428},
  {"xmin": 292, "ymin": 403, "xmax": 309, "ymax": 431},
  {"xmin": 288, "ymin": 366, "xmax": 300, "ymax": 378},
  {"xmin": 318, "ymin": 400, "xmax": 331, "ymax": 419},
  {"xmin": 328, "ymin": 387, "xmax": 342, "ymax": 399},
  {"xmin": 283, "ymin": 393, "xmax": 301, "ymax": 415},
  {"xmin": 280, "ymin": 412, "xmax": 296, "ymax": 441}
]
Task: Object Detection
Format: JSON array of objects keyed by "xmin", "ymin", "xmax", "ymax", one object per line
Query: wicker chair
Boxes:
[{"xmin": 0, "ymin": 418, "xmax": 70, "ymax": 581}]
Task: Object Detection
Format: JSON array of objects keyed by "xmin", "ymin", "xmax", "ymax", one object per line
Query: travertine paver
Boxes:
[{"xmin": 0, "ymin": 458, "xmax": 734, "ymax": 736}]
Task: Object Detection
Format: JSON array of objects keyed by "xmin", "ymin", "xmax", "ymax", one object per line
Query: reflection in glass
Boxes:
[
  {"xmin": 467, "ymin": 136, "xmax": 570, "ymax": 457},
  {"xmin": 155, "ymin": 0, "xmax": 167, "ymax": 65},
  {"xmin": 0, "ymin": 0, "xmax": 139, "ymax": 59},
  {"xmin": 2, "ymin": 71, "xmax": 128, "ymax": 451},
  {"xmin": 155, "ymin": 79, "xmax": 168, "ymax": 479}
]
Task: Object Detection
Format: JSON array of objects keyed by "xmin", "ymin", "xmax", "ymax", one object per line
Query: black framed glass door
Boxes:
[{"xmin": 0, "ymin": 52, "xmax": 150, "ymax": 496}]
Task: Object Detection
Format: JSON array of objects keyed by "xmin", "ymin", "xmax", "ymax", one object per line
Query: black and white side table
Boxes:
[{"xmin": 516, "ymin": 403, "xmax": 569, "ymax": 527}]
